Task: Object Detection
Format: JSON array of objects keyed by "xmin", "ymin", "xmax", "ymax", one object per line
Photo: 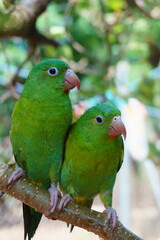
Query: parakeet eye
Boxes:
[
  {"xmin": 47, "ymin": 67, "xmax": 59, "ymax": 76},
  {"xmin": 95, "ymin": 115, "xmax": 104, "ymax": 124},
  {"xmin": 113, "ymin": 116, "xmax": 120, "ymax": 121}
]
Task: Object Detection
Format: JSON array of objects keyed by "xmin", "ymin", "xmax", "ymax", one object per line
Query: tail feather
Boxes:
[
  {"xmin": 70, "ymin": 224, "xmax": 74, "ymax": 232},
  {"xmin": 67, "ymin": 223, "xmax": 75, "ymax": 232},
  {"xmin": 23, "ymin": 203, "xmax": 42, "ymax": 240}
]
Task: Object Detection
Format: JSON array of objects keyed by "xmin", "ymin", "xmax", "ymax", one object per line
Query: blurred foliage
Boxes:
[{"xmin": 0, "ymin": 0, "xmax": 160, "ymax": 165}]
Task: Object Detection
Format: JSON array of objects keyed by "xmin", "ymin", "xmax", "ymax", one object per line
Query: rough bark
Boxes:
[
  {"xmin": 0, "ymin": 0, "xmax": 60, "ymax": 47},
  {"xmin": 0, "ymin": 163, "xmax": 143, "ymax": 240}
]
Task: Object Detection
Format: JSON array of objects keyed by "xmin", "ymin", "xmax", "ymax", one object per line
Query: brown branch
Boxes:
[
  {"xmin": 134, "ymin": 0, "xmax": 159, "ymax": 19},
  {"xmin": 126, "ymin": 0, "xmax": 160, "ymax": 20},
  {"xmin": 0, "ymin": 45, "xmax": 35, "ymax": 101},
  {"xmin": 2, "ymin": 0, "xmax": 15, "ymax": 10},
  {"xmin": 0, "ymin": 0, "xmax": 60, "ymax": 47},
  {"xmin": 7, "ymin": 85, "xmax": 20, "ymax": 100},
  {"xmin": 28, "ymin": 29, "xmax": 60, "ymax": 47},
  {"xmin": 0, "ymin": 163, "xmax": 143, "ymax": 240}
]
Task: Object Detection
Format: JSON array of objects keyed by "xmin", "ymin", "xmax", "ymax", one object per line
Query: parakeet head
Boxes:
[
  {"xmin": 22, "ymin": 59, "xmax": 80, "ymax": 98},
  {"xmin": 75, "ymin": 103, "xmax": 126, "ymax": 142}
]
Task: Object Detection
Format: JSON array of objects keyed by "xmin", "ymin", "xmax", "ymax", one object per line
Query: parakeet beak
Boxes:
[
  {"xmin": 109, "ymin": 116, "xmax": 126, "ymax": 140},
  {"xmin": 64, "ymin": 69, "xmax": 80, "ymax": 91}
]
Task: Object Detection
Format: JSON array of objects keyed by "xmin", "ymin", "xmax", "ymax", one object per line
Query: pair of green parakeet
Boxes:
[{"xmin": 8, "ymin": 58, "xmax": 126, "ymax": 240}]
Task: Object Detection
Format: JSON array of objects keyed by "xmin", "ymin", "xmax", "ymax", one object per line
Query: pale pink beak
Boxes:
[
  {"xmin": 64, "ymin": 69, "xmax": 80, "ymax": 91},
  {"xmin": 109, "ymin": 116, "xmax": 126, "ymax": 140}
]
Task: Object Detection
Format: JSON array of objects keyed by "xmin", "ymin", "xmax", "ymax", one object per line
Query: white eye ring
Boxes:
[
  {"xmin": 112, "ymin": 116, "xmax": 120, "ymax": 121},
  {"xmin": 94, "ymin": 115, "xmax": 104, "ymax": 124},
  {"xmin": 47, "ymin": 67, "xmax": 59, "ymax": 76}
]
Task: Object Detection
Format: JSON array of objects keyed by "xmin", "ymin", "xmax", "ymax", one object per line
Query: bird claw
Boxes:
[
  {"xmin": 49, "ymin": 182, "xmax": 61, "ymax": 213},
  {"xmin": 7, "ymin": 167, "xmax": 26, "ymax": 186},
  {"xmin": 58, "ymin": 194, "xmax": 73, "ymax": 212},
  {"xmin": 1, "ymin": 166, "xmax": 25, "ymax": 198},
  {"xmin": 9, "ymin": 163, "xmax": 16, "ymax": 168},
  {"xmin": 104, "ymin": 206, "xmax": 118, "ymax": 229}
]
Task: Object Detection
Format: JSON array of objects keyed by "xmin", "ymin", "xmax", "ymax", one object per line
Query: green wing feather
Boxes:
[
  {"xmin": 60, "ymin": 103, "xmax": 125, "ymax": 219},
  {"xmin": 117, "ymin": 142, "xmax": 124, "ymax": 172},
  {"xmin": 10, "ymin": 59, "xmax": 73, "ymax": 239}
]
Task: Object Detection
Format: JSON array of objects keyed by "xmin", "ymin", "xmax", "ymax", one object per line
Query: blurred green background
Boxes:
[{"xmin": 0, "ymin": 0, "xmax": 160, "ymax": 239}]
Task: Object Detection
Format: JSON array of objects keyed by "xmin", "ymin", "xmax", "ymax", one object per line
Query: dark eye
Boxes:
[
  {"xmin": 95, "ymin": 115, "xmax": 104, "ymax": 124},
  {"xmin": 113, "ymin": 116, "xmax": 120, "ymax": 121},
  {"xmin": 47, "ymin": 67, "xmax": 59, "ymax": 76}
]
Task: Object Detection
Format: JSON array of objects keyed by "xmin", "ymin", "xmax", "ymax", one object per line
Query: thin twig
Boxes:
[
  {"xmin": 5, "ymin": 45, "xmax": 35, "ymax": 100},
  {"xmin": 8, "ymin": 44, "xmax": 35, "ymax": 87},
  {"xmin": 127, "ymin": 0, "xmax": 160, "ymax": 20}
]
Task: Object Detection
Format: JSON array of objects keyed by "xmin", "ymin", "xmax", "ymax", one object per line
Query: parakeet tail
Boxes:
[
  {"xmin": 67, "ymin": 223, "xmax": 75, "ymax": 232},
  {"xmin": 23, "ymin": 203, "xmax": 42, "ymax": 240},
  {"xmin": 70, "ymin": 224, "xmax": 74, "ymax": 232}
]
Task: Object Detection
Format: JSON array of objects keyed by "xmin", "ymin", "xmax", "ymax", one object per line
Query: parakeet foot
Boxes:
[
  {"xmin": 8, "ymin": 167, "xmax": 26, "ymax": 185},
  {"xmin": 9, "ymin": 163, "xmax": 16, "ymax": 167},
  {"xmin": 58, "ymin": 194, "xmax": 73, "ymax": 211},
  {"xmin": 49, "ymin": 182, "xmax": 62, "ymax": 213},
  {"xmin": 104, "ymin": 206, "xmax": 117, "ymax": 229},
  {"xmin": 0, "ymin": 163, "xmax": 16, "ymax": 198}
]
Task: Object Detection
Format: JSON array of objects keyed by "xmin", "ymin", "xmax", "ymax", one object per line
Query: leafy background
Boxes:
[{"xmin": 0, "ymin": 0, "xmax": 160, "ymax": 239}]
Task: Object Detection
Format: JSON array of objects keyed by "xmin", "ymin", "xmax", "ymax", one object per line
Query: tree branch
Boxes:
[
  {"xmin": 0, "ymin": 0, "xmax": 60, "ymax": 47},
  {"xmin": 10, "ymin": 45, "xmax": 35, "ymax": 85},
  {"xmin": 126, "ymin": 0, "xmax": 160, "ymax": 20},
  {"xmin": 134, "ymin": 0, "xmax": 159, "ymax": 19},
  {"xmin": 0, "ymin": 163, "xmax": 143, "ymax": 240}
]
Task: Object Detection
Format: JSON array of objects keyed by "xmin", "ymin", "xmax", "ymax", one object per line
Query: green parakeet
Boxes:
[
  {"xmin": 8, "ymin": 58, "xmax": 80, "ymax": 240},
  {"xmin": 59, "ymin": 102, "xmax": 126, "ymax": 229}
]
